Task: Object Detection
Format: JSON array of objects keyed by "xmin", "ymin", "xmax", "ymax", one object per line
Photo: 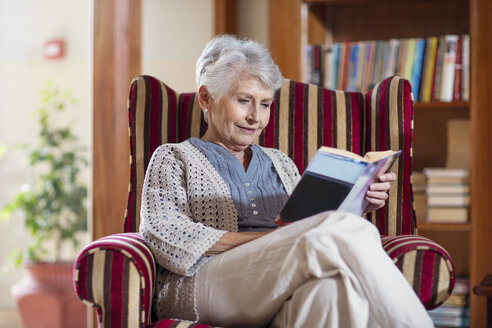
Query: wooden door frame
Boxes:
[
  {"xmin": 470, "ymin": 0, "xmax": 492, "ymax": 326},
  {"xmin": 92, "ymin": 0, "xmax": 141, "ymax": 241},
  {"xmin": 215, "ymin": 0, "xmax": 237, "ymax": 35}
]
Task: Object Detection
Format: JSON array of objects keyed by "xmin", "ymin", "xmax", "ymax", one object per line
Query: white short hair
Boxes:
[{"xmin": 196, "ymin": 35, "xmax": 283, "ymax": 100}]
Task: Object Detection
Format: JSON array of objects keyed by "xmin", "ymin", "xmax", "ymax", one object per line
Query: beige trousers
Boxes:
[{"xmin": 196, "ymin": 211, "xmax": 433, "ymax": 328}]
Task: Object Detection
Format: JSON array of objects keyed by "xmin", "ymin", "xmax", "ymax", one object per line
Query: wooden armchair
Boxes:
[{"xmin": 73, "ymin": 75, "xmax": 455, "ymax": 327}]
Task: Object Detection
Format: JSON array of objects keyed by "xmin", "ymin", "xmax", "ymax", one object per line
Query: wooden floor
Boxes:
[{"xmin": 0, "ymin": 310, "xmax": 21, "ymax": 328}]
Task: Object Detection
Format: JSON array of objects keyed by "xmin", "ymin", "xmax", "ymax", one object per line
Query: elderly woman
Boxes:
[{"xmin": 140, "ymin": 35, "xmax": 432, "ymax": 328}]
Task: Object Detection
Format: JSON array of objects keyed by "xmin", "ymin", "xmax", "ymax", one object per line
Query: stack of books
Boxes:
[
  {"xmin": 428, "ymin": 276, "xmax": 470, "ymax": 327},
  {"xmin": 304, "ymin": 34, "xmax": 470, "ymax": 102},
  {"xmin": 412, "ymin": 171, "xmax": 427, "ymax": 223},
  {"xmin": 423, "ymin": 168, "xmax": 470, "ymax": 223}
]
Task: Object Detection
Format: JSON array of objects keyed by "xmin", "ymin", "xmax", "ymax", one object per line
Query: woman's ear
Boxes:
[{"xmin": 198, "ymin": 86, "xmax": 212, "ymax": 110}]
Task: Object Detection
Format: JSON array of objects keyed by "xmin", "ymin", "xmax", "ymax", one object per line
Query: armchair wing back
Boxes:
[
  {"xmin": 124, "ymin": 77, "xmax": 206, "ymax": 232},
  {"xmin": 124, "ymin": 75, "xmax": 416, "ymax": 236}
]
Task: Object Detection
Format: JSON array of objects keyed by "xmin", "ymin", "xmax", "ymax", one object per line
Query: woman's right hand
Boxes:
[{"xmin": 204, "ymin": 231, "xmax": 271, "ymax": 256}]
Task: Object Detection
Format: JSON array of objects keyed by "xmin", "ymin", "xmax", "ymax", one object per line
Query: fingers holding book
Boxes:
[
  {"xmin": 377, "ymin": 172, "xmax": 397, "ymax": 183},
  {"xmin": 364, "ymin": 172, "xmax": 397, "ymax": 212}
]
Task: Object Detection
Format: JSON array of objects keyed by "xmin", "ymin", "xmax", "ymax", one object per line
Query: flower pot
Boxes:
[{"xmin": 10, "ymin": 262, "xmax": 86, "ymax": 328}]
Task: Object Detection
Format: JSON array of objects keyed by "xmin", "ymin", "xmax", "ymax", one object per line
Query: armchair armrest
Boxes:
[
  {"xmin": 73, "ymin": 233, "xmax": 156, "ymax": 328},
  {"xmin": 382, "ymin": 235, "xmax": 455, "ymax": 310}
]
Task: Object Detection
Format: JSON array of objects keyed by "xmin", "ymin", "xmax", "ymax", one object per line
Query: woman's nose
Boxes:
[{"xmin": 246, "ymin": 106, "xmax": 259, "ymax": 123}]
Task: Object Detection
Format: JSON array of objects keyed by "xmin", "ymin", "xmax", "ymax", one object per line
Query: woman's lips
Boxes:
[{"xmin": 237, "ymin": 125, "xmax": 257, "ymax": 134}]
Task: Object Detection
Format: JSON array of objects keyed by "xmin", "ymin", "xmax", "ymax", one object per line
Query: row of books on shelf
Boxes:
[
  {"xmin": 304, "ymin": 34, "xmax": 470, "ymax": 102},
  {"xmin": 428, "ymin": 276, "xmax": 469, "ymax": 327}
]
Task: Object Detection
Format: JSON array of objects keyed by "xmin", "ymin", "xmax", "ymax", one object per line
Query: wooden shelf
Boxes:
[
  {"xmin": 414, "ymin": 101, "xmax": 469, "ymax": 110},
  {"xmin": 303, "ymin": 0, "xmax": 447, "ymax": 5},
  {"xmin": 419, "ymin": 222, "xmax": 471, "ymax": 232}
]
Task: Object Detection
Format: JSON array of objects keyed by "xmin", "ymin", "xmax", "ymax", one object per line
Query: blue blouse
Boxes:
[{"xmin": 189, "ymin": 138, "xmax": 289, "ymax": 232}]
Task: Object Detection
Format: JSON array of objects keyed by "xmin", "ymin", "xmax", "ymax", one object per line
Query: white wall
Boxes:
[
  {"xmin": 237, "ymin": 0, "xmax": 269, "ymax": 46},
  {"xmin": 0, "ymin": 0, "xmax": 91, "ymax": 309},
  {"xmin": 141, "ymin": 0, "xmax": 215, "ymax": 92},
  {"xmin": 141, "ymin": 0, "xmax": 269, "ymax": 93}
]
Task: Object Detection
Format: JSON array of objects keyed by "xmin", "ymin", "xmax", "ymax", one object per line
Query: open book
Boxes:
[{"xmin": 277, "ymin": 146, "xmax": 401, "ymax": 224}]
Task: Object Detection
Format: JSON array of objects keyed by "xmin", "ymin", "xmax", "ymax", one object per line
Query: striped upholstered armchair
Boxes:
[{"xmin": 73, "ymin": 75, "xmax": 455, "ymax": 328}]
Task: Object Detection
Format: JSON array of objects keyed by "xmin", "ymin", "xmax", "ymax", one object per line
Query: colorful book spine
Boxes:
[
  {"xmin": 374, "ymin": 41, "xmax": 387, "ymax": 86},
  {"xmin": 332, "ymin": 44, "xmax": 341, "ymax": 89},
  {"xmin": 303, "ymin": 44, "xmax": 313, "ymax": 83},
  {"xmin": 346, "ymin": 42, "xmax": 360, "ymax": 91},
  {"xmin": 420, "ymin": 37, "xmax": 438, "ymax": 102},
  {"xmin": 337, "ymin": 41, "xmax": 350, "ymax": 90},
  {"xmin": 312, "ymin": 45, "xmax": 323, "ymax": 86},
  {"xmin": 453, "ymin": 36, "xmax": 463, "ymax": 101},
  {"xmin": 432, "ymin": 36, "xmax": 446, "ymax": 101},
  {"xmin": 410, "ymin": 38, "xmax": 425, "ymax": 102},
  {"xmin": 404, "ymin": 38, "xmax": 416, "ymax": 81},
  {"xmin": 383, "ymin": 39, "xmax": 400, "ymax": 80},
  {"xmin": 324, "ymin": 45, "xmax": 336, "ymax": 90},
  {"xmin": 440, "ymin": 35, "xmax": 459, "ymax": 102},
  {"xmin": 362, "ymin": 41, "xmax": 376, "ymax": 93},
  {"xmin": 355, "ymin": 42, "xmax": 367, "ymax": 92},
  {"xmin": 396, "ymin": 39, "xmax": 409, "ymax": 77},
  {"xmin": 461, "ymin": 35, "xmax": 470, "ymax": 101}
]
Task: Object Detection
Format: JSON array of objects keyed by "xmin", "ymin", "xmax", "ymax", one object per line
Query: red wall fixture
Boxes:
[{"xmin": 42, "ymin": 39, "xmax": 65, "ymax": 59}]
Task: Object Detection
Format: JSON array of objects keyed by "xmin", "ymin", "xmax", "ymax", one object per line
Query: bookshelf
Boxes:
[
  {"xmin": 418, "ymin": 222, "xmax": 471, "ymax": 232},
  {"xmin": 413, "ymin": 103, "xmax": 469, "ymax": 169},
  {"xmin": 415, "ymin": 101, "xmax": 469, "ymax": 111},
  {"xmin": 268, "ymin": 0, "xmax": 492, "ymax": 326}
]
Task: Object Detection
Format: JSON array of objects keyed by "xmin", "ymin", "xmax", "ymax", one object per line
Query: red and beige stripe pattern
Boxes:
[
  {"xmin": 260, "ymin": 80, "xmax": 365, "ymax": 175},
  {"xmin": 260, "ymin": 77, "xmax": 415, "ymax": 236},
  {"xmin": 73, "ymin": 75, "xmax": 455, "ymax": 327},
  {"xmin": 382, "ymin": 235, "xmax": 455, "ymax": 309},
  {"xmin": 125, "ymin": 76, "xmax": 205, "ymax": 233},
  {"xmin": 150, "ymin": 320, "xmax": 212, "ymax": 328},
  {"xmin": 364, "ymin": 76, "xmax": 417, "ymax": 236},
  {"xmin": 73, "ymin": 233, "xmax": 157, "ymax": 328}
]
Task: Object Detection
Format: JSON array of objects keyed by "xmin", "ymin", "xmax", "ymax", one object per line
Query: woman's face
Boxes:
[{"xmin": 201, "ymin": 73, "xmax": 273, "ymax": 152}]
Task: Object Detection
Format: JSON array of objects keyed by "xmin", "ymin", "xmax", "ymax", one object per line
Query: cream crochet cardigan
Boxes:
[{"xmin": 140, "ymin": 140, "xmax": 300, "ymax": 321}]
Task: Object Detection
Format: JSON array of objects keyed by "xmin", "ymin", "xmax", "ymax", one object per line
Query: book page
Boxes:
[
  {"xmin": 319, "ymin": 146, "xmax": 365, "ymax": 162},
  {"xmin": 319, "ymin": 146, "xmax": 398, "ymax": 163},
  {"xmin": 363, "ymin": 150, "xmax": 398, "ymax": 163}
]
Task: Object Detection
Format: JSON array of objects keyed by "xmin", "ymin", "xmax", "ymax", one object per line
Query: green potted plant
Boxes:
[{"xmin": 0, "ymin": 81, "xmax": 88, "ymax": 328}]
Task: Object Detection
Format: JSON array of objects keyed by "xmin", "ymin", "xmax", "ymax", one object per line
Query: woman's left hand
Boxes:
[{"xmin": 364, "ymin": 172, "xmax": 397, "ymax": 213}]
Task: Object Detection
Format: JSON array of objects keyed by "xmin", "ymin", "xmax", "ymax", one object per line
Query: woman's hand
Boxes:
[
  {"xmin": 204, "ymin": 231, "xmax": 271, "ymax": 256},
  {"xmin": 364, "ymin": 172, "xmax": 397, "ymax": 213}
]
